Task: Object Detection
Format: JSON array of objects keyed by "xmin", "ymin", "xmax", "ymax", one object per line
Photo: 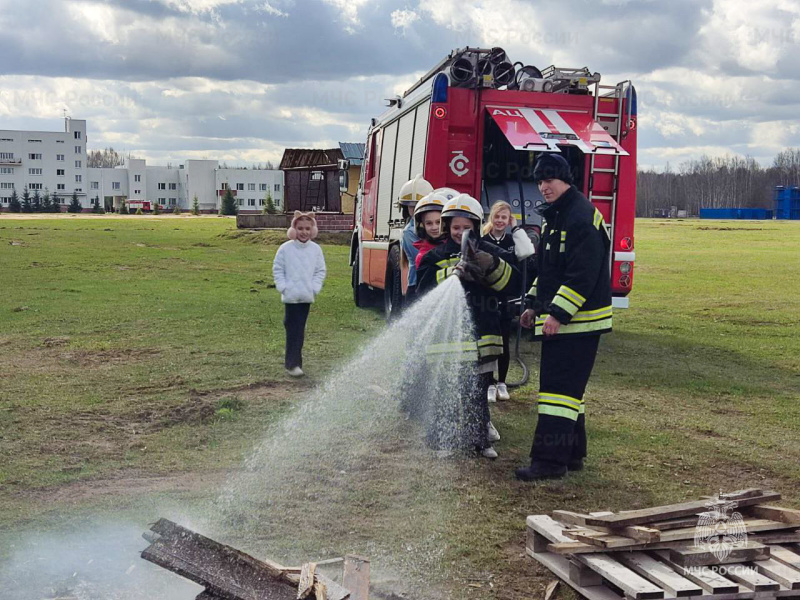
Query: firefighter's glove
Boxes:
[{"xmin": 458, "ymin": 250, "xmax": 499, "ymax": 284}]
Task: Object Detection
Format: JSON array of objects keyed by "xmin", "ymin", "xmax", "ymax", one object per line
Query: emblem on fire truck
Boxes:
[{"xmin": 449, "ymin": 150, "xmax": 470, "ymax": 177}]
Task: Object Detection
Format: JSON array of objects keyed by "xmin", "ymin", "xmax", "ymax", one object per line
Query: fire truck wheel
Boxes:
[
  {"xmin": 384, "ymin": 245, "xmax": 403, "ymax": 322},
  {"xmin": 352, "ymin": 253, "xmax": 372, "ymax": 307}
]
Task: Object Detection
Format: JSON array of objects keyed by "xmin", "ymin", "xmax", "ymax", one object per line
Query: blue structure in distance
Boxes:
[{"xmin": 774, "ymin": 186, "xmax": 800, "ymax": 220}]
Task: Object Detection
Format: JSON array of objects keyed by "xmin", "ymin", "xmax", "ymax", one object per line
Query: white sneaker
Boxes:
[
  {"xmin": 487, "ymin": 385, "xmax": 497, "ymax": 403},
  {"xmin": 487, "ymin": 421, "xmax": 501, "ymax": 442},
  {"xmin": 496, "ymin": 383, "xmax": 510, "ymax": 401},
  {"xmin": 481, "ymin": 446, "xmax": 498, "ymax": 459},
  {"xmin": 286, "ymin": 366, "xmax": 304, "ymax": 377}
]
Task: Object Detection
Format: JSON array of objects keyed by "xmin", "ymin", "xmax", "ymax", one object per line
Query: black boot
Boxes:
[
  {"xmin": 567, "ymin": 458, "xmax": 584, "ymax": 471},
  {"xmin": 515, "ymin": 461, "xmax": 567, "ymax": 482}
]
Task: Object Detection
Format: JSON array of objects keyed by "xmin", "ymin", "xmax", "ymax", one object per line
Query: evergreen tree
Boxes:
[
  {"xmin": 191, "ymin": 195, "xmax": 200, "ymax": 215},
  {"xmin": 51, "ymin": 194, "xmax": 62, "ymax": 213},
  {"xmin": 92, "ymin": 196, "xmax": 103, "ymax": 214},
  {"xmin": 68, "ymin": 191, "xmax": 82, "ymax": 213},
  {"xmin": 32, "ymin": 190, "xmax": 42, "ymax": 212},
  {"xmin": 220, "ymin": 188, "xmax": 238, "ymax": 216},
  {"xmin": 152, "ymin": 199, "xmax": 160, "ymax": 215},
  {"xmin": 41, "ymin": 190, "xmax": 52, "ymax": 213},
  {"xmin": 118, "ymin": 198, "xmax": 127, "ymax": 214},
  {"xmin": 21, "ymin": 188, "xmax": 32, "ymax": 213},
  {"xmin": 173, "ymin": 205, "xmax": 181, "ymax": 215},
  {"xmin": 264, "ymin": 192, "xmax": 277, "ymax": 214},
  {"xmin": 9, "ymin": 189, "xmax": 21, "ymax": 213}
]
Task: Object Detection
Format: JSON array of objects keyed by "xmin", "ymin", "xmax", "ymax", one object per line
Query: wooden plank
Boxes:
[
  {"xmin": 560, "ymin": 520, "xmax": 794, "ymax": 551},
  {"xmin": 583, "ymin": 492, "xmax": 782, "ymax": 529},
  {"xmin": 748, "ymin": 507, "xmax": 800, "ymax": 526},
  {"xmin": 343, "ymin": 555, "xmax": 370, "ymax": 600},
  {"xmin": 316, "ymin": 573, "xmax": 350, "ymax": 600},
  {"xmin": 669, "ymin": 543, "xmax": 771, "ymax": 567},
  {"xmin": 547, "ymin": 530, "xmax": 800, "ymax": 556},
  {"xmin": 527, "ymin": 546, "xmax": 625, "ymax": 600},
  {"xmin": 721, "ymin": 490, "xmax": 766, "ymax": 501},
  {"xmin": 575, "ymin": 554, "xmax": 665, "ymax": 600},
  {"xmin": 769, "ymin": 546, "xmax": 800, "ymax": 570},
  {"xmin": 722, "ymin": 564, "xmax": 781, "ymax": 592},
  {"xmin": 527, "ymin": 516, "xmax": 664, "ymax": 600},
  {"xmin": 751, "ymin": 558, "xmax": 800, "ymax": 590},
  {"xmin": 615, "ymin": 552, "xmax": 703, "ymax": 597},
  {"xmin": 653, "ymin": 551, "xmax": 741, "ymax": 595},
  {"xmin": 570, "ymin": 559, "xmax": 604, "ymax": 587},
  {"xmin": 649, "ymin": 517, "xmax": 702, "ymax": 531}
]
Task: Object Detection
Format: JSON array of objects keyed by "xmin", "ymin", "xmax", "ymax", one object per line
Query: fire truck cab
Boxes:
[{"xmin": 349, "ymin": 47, "xmax": 637, "ymax": 319}]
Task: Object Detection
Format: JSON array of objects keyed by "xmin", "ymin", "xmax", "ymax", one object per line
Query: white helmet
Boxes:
[
  {"xmin": 397, "ymin": 174, "xmax": 434, "ymax": 209},
  {"xmin": 433, "ymin": 187, "xmax": 460, "ymax": 201},
  {"xmin": 440, "ymin": 193, "xmax": 484, "ymax": 224}
]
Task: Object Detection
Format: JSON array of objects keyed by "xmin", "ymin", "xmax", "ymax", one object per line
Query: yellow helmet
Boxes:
[{"xmin": 397, "ymin": 174, "xmax": 434, "ymax": 209}]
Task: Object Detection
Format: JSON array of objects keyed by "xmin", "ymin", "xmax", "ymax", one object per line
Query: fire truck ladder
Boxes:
[{"xmin": 589, "ymin": 79, "xmax": 631, "ymax": 269}]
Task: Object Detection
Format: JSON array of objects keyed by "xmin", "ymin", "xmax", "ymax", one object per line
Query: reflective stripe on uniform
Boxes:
[
  {"xmin": 426, "ymin": 341, "xmax": 478, "ymax": 362},
  {"xmin": 435, "ymin": 266, "xmax": 456, "ymax": 284},
  {"xmin": 477, "ymin": 335, "xmax": 503, "ymax": 358},
  {"xmin": 527, "ymin": 277, "xmax": 538, "ymax": 297},
  {"xmin": 593, "ymin": 208, "xmax": 604, "ymax": 230},
  {"xmin": 535, "ymin": 305, "xmax": 612, "ymax": 336},
  {"xmin": 538, "ymin": 391, "xmax": 582, "ymax": 421},
  {"xmin": 551, "ymin": 294, "xmax": 579, "ymax": 316},
  {"xmin": 485, "ymin": 260, "xmax": 512, "ymax": 291},
  {"xmin": 557, "ymin": 285, "xmax": 586, "ymax": 307},
  {"xmin": 436, "ymin": 257, "xmax": 460, "ymax": 268}
]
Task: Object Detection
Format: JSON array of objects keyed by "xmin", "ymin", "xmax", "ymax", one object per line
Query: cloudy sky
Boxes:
[{"xmin": 0, "ymin": 0, "xmax": 798, "ymax": 170}]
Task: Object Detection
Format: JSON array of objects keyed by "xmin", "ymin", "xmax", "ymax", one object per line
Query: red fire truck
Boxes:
[{"xmin": 347, "ymin": 47, "xmax": 637, "ymax": 318}]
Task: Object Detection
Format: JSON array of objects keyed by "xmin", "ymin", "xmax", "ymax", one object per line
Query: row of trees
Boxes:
[
  {"xmin": 219, "ymin": 189, "xmax": 278, "ymax": 216},
  {"xmin": 636, "ymin": 148, "xmax": 800, "ymax": 217},
  {"xmin": 2, "ymin": 188, "xmax": 82, "ymax": 213}
]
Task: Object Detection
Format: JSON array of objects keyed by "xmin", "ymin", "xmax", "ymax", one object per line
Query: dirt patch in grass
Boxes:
[
  {"xmin": 218, "ymin": 229, "xmax": 351, "ymax": 246},
  {"xmin": 13, "ymin": 470, "xmax": 228, "ymax": 505},
  {"xmin": 61, "ymin": 347, "xmax": 161, "ymax": 367}
]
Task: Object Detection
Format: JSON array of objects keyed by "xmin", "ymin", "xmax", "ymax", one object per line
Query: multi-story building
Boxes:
[
  {"xmin": 1, "ymin": 118, "xmax": 283, "ymax": 213},
  {"xmin": 0, "ymin": 118, "xmax": 87, "ymax": 207}
]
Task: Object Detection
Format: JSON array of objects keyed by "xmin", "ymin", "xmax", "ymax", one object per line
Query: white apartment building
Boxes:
[
  {"xmin": 1, "ymin": 118, "xmax": 283, "ymax": 212},
  {"xmin": 0, "ymin": 118, "xmax": 87, "ymax": 206}
]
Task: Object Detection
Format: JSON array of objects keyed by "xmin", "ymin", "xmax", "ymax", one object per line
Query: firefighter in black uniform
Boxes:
[
  {"xmin": 416, "ymin": 194, "xmax": 521, "ymax": 458},
  {"xmin": 516, "ymin": 153, "xmax": 613, "ymax": 481}
]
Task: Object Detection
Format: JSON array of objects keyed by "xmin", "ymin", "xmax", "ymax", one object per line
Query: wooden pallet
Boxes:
[{"xmin": 527, "ymin": 515, "xmax": 800, "ymax": 600}]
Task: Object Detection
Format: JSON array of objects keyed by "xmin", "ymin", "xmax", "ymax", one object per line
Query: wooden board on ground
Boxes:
[
  {"xmin": 615, "ymin": 552, "xmax": 703, "ymax": 597},
  {"xmin": 652, "ymin": 551, "xmax": 741, "ymax": 595},
  {"xmin": 342, "ymin": 555, "xmax": 370, "ymax": 600},
  {"xmin": 583, "ymin": 491, "xmax": 782, "ymax": 529},
  {"xmin": 669, "ymin": 542, "xmax": 771, "ymax": 567},
  {"xmin": 770, "ymin": 546, "xmax": 800, "ymax": 570}
]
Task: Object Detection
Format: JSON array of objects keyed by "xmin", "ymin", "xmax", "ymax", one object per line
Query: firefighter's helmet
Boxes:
[
  {"xmin": 397, "ymin": 174, "xmax": 434, "ymax": 209},
  {"xmin": 433, "ymin": 187, "xmax": 460, "ymax": 201},
  {"xmin": 413, "ymin": 191, "xmax": 447, "ymax": 238},
  {"xmin": 440, "ymin": 194, "xmax": 484, "ymax": 234}
]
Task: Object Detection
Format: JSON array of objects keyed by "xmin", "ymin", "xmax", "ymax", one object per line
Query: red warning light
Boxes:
[{"xmin": 434, "ymin": 106, "xmax": 447, "ymax": 119}]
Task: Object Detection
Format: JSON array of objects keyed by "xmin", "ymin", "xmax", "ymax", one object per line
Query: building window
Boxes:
[
  {"xmin": 75, "ymin": 160, "xmax": 81, "ymax": 168},
  {"xmin": 259, "ymin": 199, "xmax": 264, "ymax": 206},
  {"xmin": 28, "ymin": 153, "xmax": 42, "ymax": 160},
  {"xmin": 169, "ymin": 197, "xmax": 176, "ymax": 205},
  {"xmin": 75, "ymin": 188, "xmax": 82, "ymax": 192},
  {"xmin": 134, "ymin": 189, "xmax": 141, "ymax": 195},
  {"xmin": 56, "ymin": 140, "xmax": 64, "ymax": 144},
  {"xmin": 0, "ymin": 152, "xmax": 14, "ymax": 160},
  {"xmin": 29, "ymin": 168, "xmax": 42, "ymax": 175},
  {"xmin": 248, "ymin": 198, "xmax": 256, "ymax": 206},
  {"xmin": 75, "ymin": 175, "xmax": 82, "ymax": 182},
  {"xmin": 274, "ymin": 183, "xmax": 281, "ymax": 192},
  {"xmin": 74, "ymin": 131, "xmax": 81, "ymax": 139},
  {"xmin": 158, "ymin": 197, "xmax": 166, "ymax": 203},
  {"xmin": 57, "ymin": 169, "xmax": 65, "ymax": 176},
  {"xmin": 28, "ymin": 139, "xmax": 42, "ymax": 143},
  {"xmin": 0, "ymin": 167, "xmax": 14, "ymax": 174},
  {"xmin": 91, "ymin": 181, "xmax": 99, "ymax": 189},
  {"xmin": 57, "ymin": 154, "xmax": 64, "ymax": 161},
  {"xmin": 169, "ymin": 183, "xmax": 177, "ymax": 190},
  {"xmin": 0, "ymin": 182, "xmax": 14, "ymax": 189},
  {"xmin": 238, "ymin": 199, "xmax": 243, "ymax": 206},
  {"xmin": 260, "ymin": 183, "xmax": 267, "ymax": 191},
  {"xmin": 112, "ymin": 182, "xmax": 120, "ymax": 190},
  {"xmin": 158, "ymin": 183, "xmax": 166, "ymax": 190},
  {"xmin": 30, "ymin": 183, "xmax": 43, "ymax": 190},
  {"xmin": 236, "ymin": 183, "xmax": 244, "ymax": 191},
  {"xmin": 220, "ymin": 182, "xmax": 229, "ymax": 190},
  {"xmin": 134, "ymin": 174, "xmax": 141, "ymax": 182},
  {"xmin": 248, "ymin": 183, "xmax": 256, "ymax": 191},
  {"xmin": 57, "ymin": 184, "xmax": 65, "ymax": 190},
  {"xmin": 0, "ymin": 138, "xmax": 12, "ymax": 142},
  {"xmin": 75, "ymin": 145, "xmax": 82, "ymax": 154}
]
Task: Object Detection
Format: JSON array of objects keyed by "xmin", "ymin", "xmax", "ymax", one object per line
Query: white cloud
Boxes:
[
  {"xmin": 390, "ymin": 8, "xmax": 419, "ymax": 32},
  {"xmin": 321, "ymin": 0, "xmax": 371, "ymax": 33}
]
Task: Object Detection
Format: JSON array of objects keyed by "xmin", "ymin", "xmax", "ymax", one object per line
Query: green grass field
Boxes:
[{"xmin": 1, "ymin": 215, "xmax": 799, "ymax": 599}]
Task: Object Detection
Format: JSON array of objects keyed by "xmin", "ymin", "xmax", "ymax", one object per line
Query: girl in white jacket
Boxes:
[{"xmin": 272, "ymin": 211, "xmax": 327, "ymax": 377}]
